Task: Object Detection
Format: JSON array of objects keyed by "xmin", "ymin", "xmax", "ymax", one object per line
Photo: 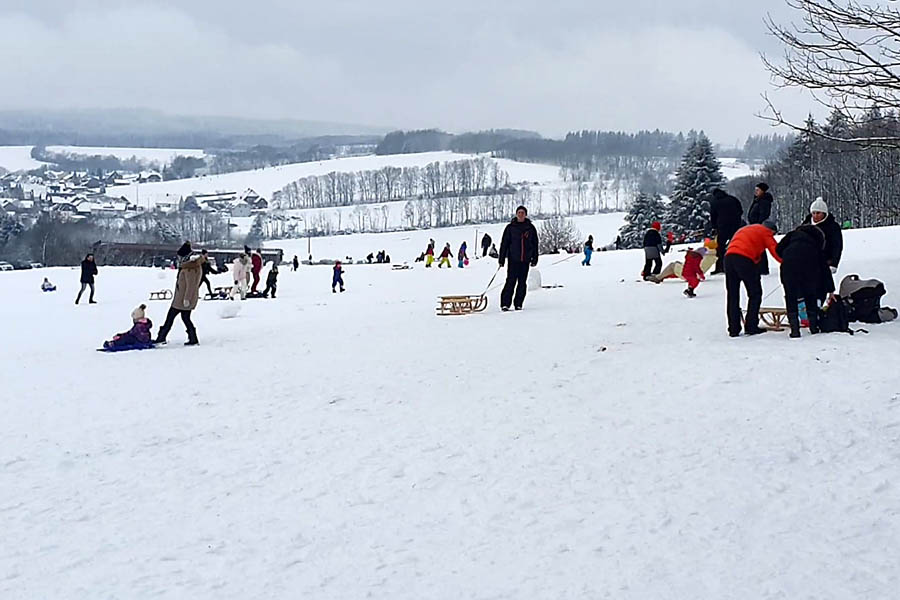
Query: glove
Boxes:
[
  {"xmin": 498, "ymin": 260, "xmax": 504, "ymax": 268},
  {"xmin": 830, "ymin": 266, "xmax": 837, "ymax": 274}
]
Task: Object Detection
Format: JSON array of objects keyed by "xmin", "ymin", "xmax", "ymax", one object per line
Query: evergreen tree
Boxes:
[
  {"xmin": 665, "ymin": 134, "xmax": 725, "ymax": 235},
  {"xmin": 619, "ymin": 191, "xmax": 665, "ymax": 248},
  {"xmin": 245, "ymin": 215, "xmax": 266, "ymax": 246}
]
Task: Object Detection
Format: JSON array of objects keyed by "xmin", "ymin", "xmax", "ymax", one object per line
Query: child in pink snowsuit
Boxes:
[{"xmin": 682, "ymin": 247, "xmax": 707, "ymax": 298}]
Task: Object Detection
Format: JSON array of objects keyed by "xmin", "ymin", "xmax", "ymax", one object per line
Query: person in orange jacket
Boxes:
[{"xmin": 724, "ymin": 221, "xmax": 781, "ymax": 337}]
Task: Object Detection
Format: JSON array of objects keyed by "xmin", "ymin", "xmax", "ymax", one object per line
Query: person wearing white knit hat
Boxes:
[
  {"xmin": 803, "ymin": 196, "xmax": 843, "ymax": 304},
  {"xmin": 130, "ymin": 304, "xmax": 147, "ymax": 322}
]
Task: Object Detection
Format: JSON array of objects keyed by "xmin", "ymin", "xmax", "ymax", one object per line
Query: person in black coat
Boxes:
[
  {"xmin": 776, "ymin": 224, "xmax": 827, "ymax": 337},
  {"xmin": 802, "ymin": 197, "xmax": 844, "ymax": 303},
  {"xmin": 198, "ymin": 249, "xmax": 221, "ymax": 296},
  {"xmin": 262, "ymin": 264, "xmax": 279, "ymax": 298},
  {"xmin": 748, "ymin": 182, "xmax": 775, "ymax": 275},
  {"xmin": 481, "ymin": 233, "xmax": 492, "ymax": 257},
  {"xmin": 498, "ymin": 205, "xmax": 539, "ymax": 311},
  {"xmin": 708, "ymin": 188, "xmax": 744, "ymax": 274},
  {"xmin": 75, "ymin": 253, "xmax": 98, "ymax": 304},
  {"xmin": 641, "ymin": 222, "xmax": 664, "ymax": 278}
]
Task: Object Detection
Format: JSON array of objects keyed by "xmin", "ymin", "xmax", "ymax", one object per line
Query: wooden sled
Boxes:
[
  {"xmin": 436, "ymin": 294, "xmax": 488, "ymax": 316},
  {"xmin": 747, "ymin": 307, "xmax": 788, "ymax": 331},
  {"xmin": 392, "ymin": 264, "xmax": 412, "ymax": 270},
  {"xmin": 204, "ymin": 286, "xmax": 231, "ymax": 300},
  {"xmin": 149, "ymin": 289, "xmax": 173, "ymax": 301}
]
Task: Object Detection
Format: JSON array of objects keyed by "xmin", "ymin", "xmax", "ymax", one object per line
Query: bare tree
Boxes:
[{"xmin": 763, "ymin": 0, "xmax": 900, "ymax": 147}]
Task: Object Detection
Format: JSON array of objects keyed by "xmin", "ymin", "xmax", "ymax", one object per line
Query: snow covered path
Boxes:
[{"xmin": 1, "ymin": 225, "xmax": 899, "ymax": 599}]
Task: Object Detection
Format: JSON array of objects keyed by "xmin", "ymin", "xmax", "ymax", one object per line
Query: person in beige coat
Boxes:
[{"xmin": 154, "ymin": 242, "xmax": 206, "ymax": 345}]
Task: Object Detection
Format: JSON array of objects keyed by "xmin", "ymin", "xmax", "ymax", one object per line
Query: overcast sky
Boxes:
[{"xmin": 0, "ymin": 0, "xmax": 816, "ymax": 144}]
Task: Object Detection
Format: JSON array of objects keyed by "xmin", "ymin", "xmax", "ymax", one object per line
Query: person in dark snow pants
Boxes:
[
  {"xmin": 262, "ymin": 264, "xmax": 279, "ymax": 298},
  {"xmin": 75, "ymin": 253, "xmax": 98, "ymax": 304},
  {"xmin": 332, "ymin": 261, "xmax": 345, "ymax": 293},
  {"xmin": 154, "ymin": 243, "xmax": 205, "ymax": 346},
  {"xmin": 708, "ymin": 188, "xmax": 744, "ymax": 274},
  {"xmin": 198, "ymin": 249, "xmax": 222, "ymax": 296},
  {"xmin": 481, "ymin": 233, "xmax": 492, "ymax": 257},
  {"xmin": 292, "ymin": 255, "xmax": 299, "ymax": 271},
  {"xmin": 498, "ymin": 205, "xmax": 539, "ymax": 311},
  {"xmin": 801, "ymin": 197, "xmax": 844, "ymax": 305},
  {"xmin": 641, "ymin": 222, "xmax": 664, "ymax": 279},
  {"xmin": 748, "ymin": 182, "xmax": 775, "ymax": 275},
  {"xmin": 776, "ymin": 224, "xmax": 827, "ymax": 337},
  {"xmin": 724, "ymin": 222, "xmax": 781, "ymax": 337}
]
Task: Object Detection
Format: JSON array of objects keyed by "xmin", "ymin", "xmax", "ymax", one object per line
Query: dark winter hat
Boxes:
[
  {"xmin": 244, "ymin": 245, "xmax": 252, "ymax": 254},
  {"xmin": 762, "ymin": 220, "xmax": 778, "ymax": 233},
  {"xmin": 756, "ymin": 182, "xmax": 769, "ymax": 192},
  {"xmin": 515, "ymin": 205, "xmax": 528, "ymax": 214},
  {"xmin": 712, "ymin": 188, "xmax": 726, "ymax": 198},
  {"xmin": 177, "ymin": 242, "xmax": 192, "ymax": 258}
]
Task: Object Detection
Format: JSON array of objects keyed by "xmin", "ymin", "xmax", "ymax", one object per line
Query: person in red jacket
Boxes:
[
  {"xmin": 725, "ymin": 221, "xmax": 781, "ymax": 337},
  {"xmin": 681, "ymin": 247, "xmax": 707, "ymax": 298},
  {"xmin": 250, "ymin": 248, "xmax": 263, "ymax": 293}
]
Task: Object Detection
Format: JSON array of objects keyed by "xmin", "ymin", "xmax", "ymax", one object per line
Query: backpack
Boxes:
[
  {"xmin": 839, "ymin": 275, "xmax": 894, "ymax": 323},
  {"xmin": 818, "ymin": 297, "xmax": 853, "ymax": 333}
]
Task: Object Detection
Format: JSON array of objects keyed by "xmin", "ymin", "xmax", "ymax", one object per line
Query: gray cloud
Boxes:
[{"xmin": 0, "ymin": 1, "xmax": 815, "ymax": 143}]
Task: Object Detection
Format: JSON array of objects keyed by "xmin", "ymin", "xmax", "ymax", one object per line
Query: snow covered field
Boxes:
[
  {"xmin": 2, "ymin": 219, "xmax": 899, "ymax": 599},
  {"xmin": 45, "ymin": 146, "xmax": 206, "ymax": 166},
  {"xmin": 0, "ymin": 146, "xmax": 47, "ymax": 172}
]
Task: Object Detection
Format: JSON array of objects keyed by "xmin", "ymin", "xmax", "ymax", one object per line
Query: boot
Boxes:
[
  {"xmin": 185, "ymin": 326, "xmax": 199, "ymax": 346},
  {"xmin": 807, "ymin": 307, "xmax": 820, "ymax": 334},
  {"xmin": 787, "ymin": 312, "xmax": 801, "ymax": 338}
]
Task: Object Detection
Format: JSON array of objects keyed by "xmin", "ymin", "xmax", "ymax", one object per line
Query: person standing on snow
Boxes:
[
  {"xmin": 801, "ymin": 197, "xmax": 844, "ymax": 305},
  {"xmin": 681, "ymin": 247, "xmax": 707, "ymax": 298},
  {"xmin": 250, "ymin": 248, "xmax": 263, "ymax": 293},
  {"xmin": 154, "ymin": 243, "xmax": 205, "ymax": 346},
  {"xmin": 198, "ymin": 249, "xmax": 222, "ymax": 297},
  {"xmin": 438, "ymin": 243, "xmax": 453, "ymax": 268},
  {"xmin": 776, "ymin": 223, "xmax": 827, "ymax": 337},
  {"xmin": 582, "ymin": 235, "xmax": 594, "ymax": 266},
  {"xmin": 262, "ymin": 264, "xmax": 279, "ymax": 298},
  {"xmin": 498, "ymin": 205, "xmax": 539, "ymax": 311},
  {"xmin": 425, "ymin": 239, "xmax": 435, "ymax": 268},
  {"xmin": 332, "ymin": 260, "xmax": 345, "ymax": 293},
  {"xmin": 708, "ymin": 188, "xmax": 744, "ymax": 274},
  {"xmin": 457, "ymin": 241, "xmax": 469, "ymax": 268},
  {"xmin": 724, "ymin": 222, "xmax": 781, "ymax": 337},
  {"xmin": 641, "ymin": 222, "xmax": 665, "ymax": 279},
  {"xmin": 292, "ymin": 255, "xmax": 299, "ymax": 271},
  {"xmin": 481, "ymin": 233, "xmax": 492, "ymax": 258},
  {"xmin": 748, "ymin": 182, "xmax": 775, "ymax": 275},
  {"xmin": 75, "ymin": 253, "xmax": 98, "ymax": 304},
  {"xmin": 231, "ymin": 252, "xmax": 251, "ymax": 300}
]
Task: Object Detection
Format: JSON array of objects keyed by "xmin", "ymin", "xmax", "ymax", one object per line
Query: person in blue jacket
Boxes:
[
  {"xmin": 582, "ymin": 235, "xmax": 594, "ymax": 266},
  {"xmin": 332, "ymin": 261, "xmax": 345, "ymax": 293}
]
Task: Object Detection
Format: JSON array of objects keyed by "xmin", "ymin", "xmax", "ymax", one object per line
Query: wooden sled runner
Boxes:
[
  {"xmin": 149, "ymin": 289, "xmax": 173, "ymax": 301},
  {"xmin": 436, "ymin": 295, "xmax": 488, "ymax": 316},
  {"xmin": 747, "ymin": 307, "xmax": 788, "ymax": 331}
]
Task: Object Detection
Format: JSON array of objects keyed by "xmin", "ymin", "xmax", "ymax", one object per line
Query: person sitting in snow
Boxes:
[
  {"xmin": 438, "ymin": 243, "xmax": 453, "ymax": 268},
  {"xmin": 103, "ymin": 304, "xmax": 154, "ymax": 349},
  {"xmin": 41, "ymin": 277, "xmax": 56, "ymax": 292},
  {"xmin": 332, "ymin": 261, "xmax": 345, "ymax": 293},
  {"xmin": 488, "ymin": 243, "xmax": 499, "ymax": 259},
  {"xmin": 262, "ymin": 264, "xmax": 279, "ymax": 298},
  {"xmin": 681, "ymin": 247, "xmax": 708, "ymax": 298}
]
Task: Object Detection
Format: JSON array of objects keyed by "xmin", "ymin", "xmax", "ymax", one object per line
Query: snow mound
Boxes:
[{"xmin": 217, "ymin": 302, "xmax": 241, "ymax": 319}]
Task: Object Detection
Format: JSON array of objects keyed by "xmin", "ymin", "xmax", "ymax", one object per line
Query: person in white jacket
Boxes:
[{"xmin": 231, "ymin": 253, "xmax": 251, "ymax": 300}]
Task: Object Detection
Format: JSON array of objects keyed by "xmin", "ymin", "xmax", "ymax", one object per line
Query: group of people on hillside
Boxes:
[
  {"xmin": 637, "ymin": 182, "xmax": 845, "ymax": 337},
  {"xmin": 420, "ymin": 239, "xmax": 472, "ymax": 268},
  {"xmin": 366, "ymin": 250, "xmax": 391, "ymax": 264}
]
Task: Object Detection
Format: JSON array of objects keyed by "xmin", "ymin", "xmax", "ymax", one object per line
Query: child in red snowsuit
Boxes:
[{"xmin": 682, "ymin": 247, "xmax": 707, "ymax": 298}]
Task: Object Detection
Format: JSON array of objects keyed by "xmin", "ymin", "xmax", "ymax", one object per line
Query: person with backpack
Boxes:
[
  {"xmin": 724, "ymin": 222, "xmax": 782, "ymax": 337},
  {"xmin": 708, "ymin": 188, "xmax": 744, "ymax": 274},
  {"xmin": 582, "ymin": 235, "xmax": 594, "ymax": 266},
  {"xmin": 75, "ymin": 253, "xmax": 98, "ymax": 304},
  {"xmin": 641, "ymin": 222, "xmax": 665, "ymax": 279},
  {"xmin": 802, "ymin": 197, "xmax": 844, "ymax": 304},
  {"xmin": 481, "ymin": 233, "xmax": 492, "ymax": 258},
  {"xmin": 498, "ymin": 205, "xmax": 539, "ymax": 311},
  {"xmin": 748, "ymin": 183, "xmax": 775, "ymax": 275},
  {"xmin": 776, "ymin": 224, "xmax": 827, "ymax": 337}
]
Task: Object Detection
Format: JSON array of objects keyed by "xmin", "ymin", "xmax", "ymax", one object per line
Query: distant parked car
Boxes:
[
  {"xmin": 29, "ymin": 262, "xmax": 43, "ymax": 269},
  {"xmin": 12, "ymin": 262, "xmax": 33, "ymax": 270},
  {"xmin": 0, "ymin": 262, "xmax": 13, "ymax": 271}
]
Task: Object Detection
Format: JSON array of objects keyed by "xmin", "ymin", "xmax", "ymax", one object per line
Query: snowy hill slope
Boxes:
[{"xmin": 1, "ymin": 223, "xmax": 898, "ymax": 599}]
